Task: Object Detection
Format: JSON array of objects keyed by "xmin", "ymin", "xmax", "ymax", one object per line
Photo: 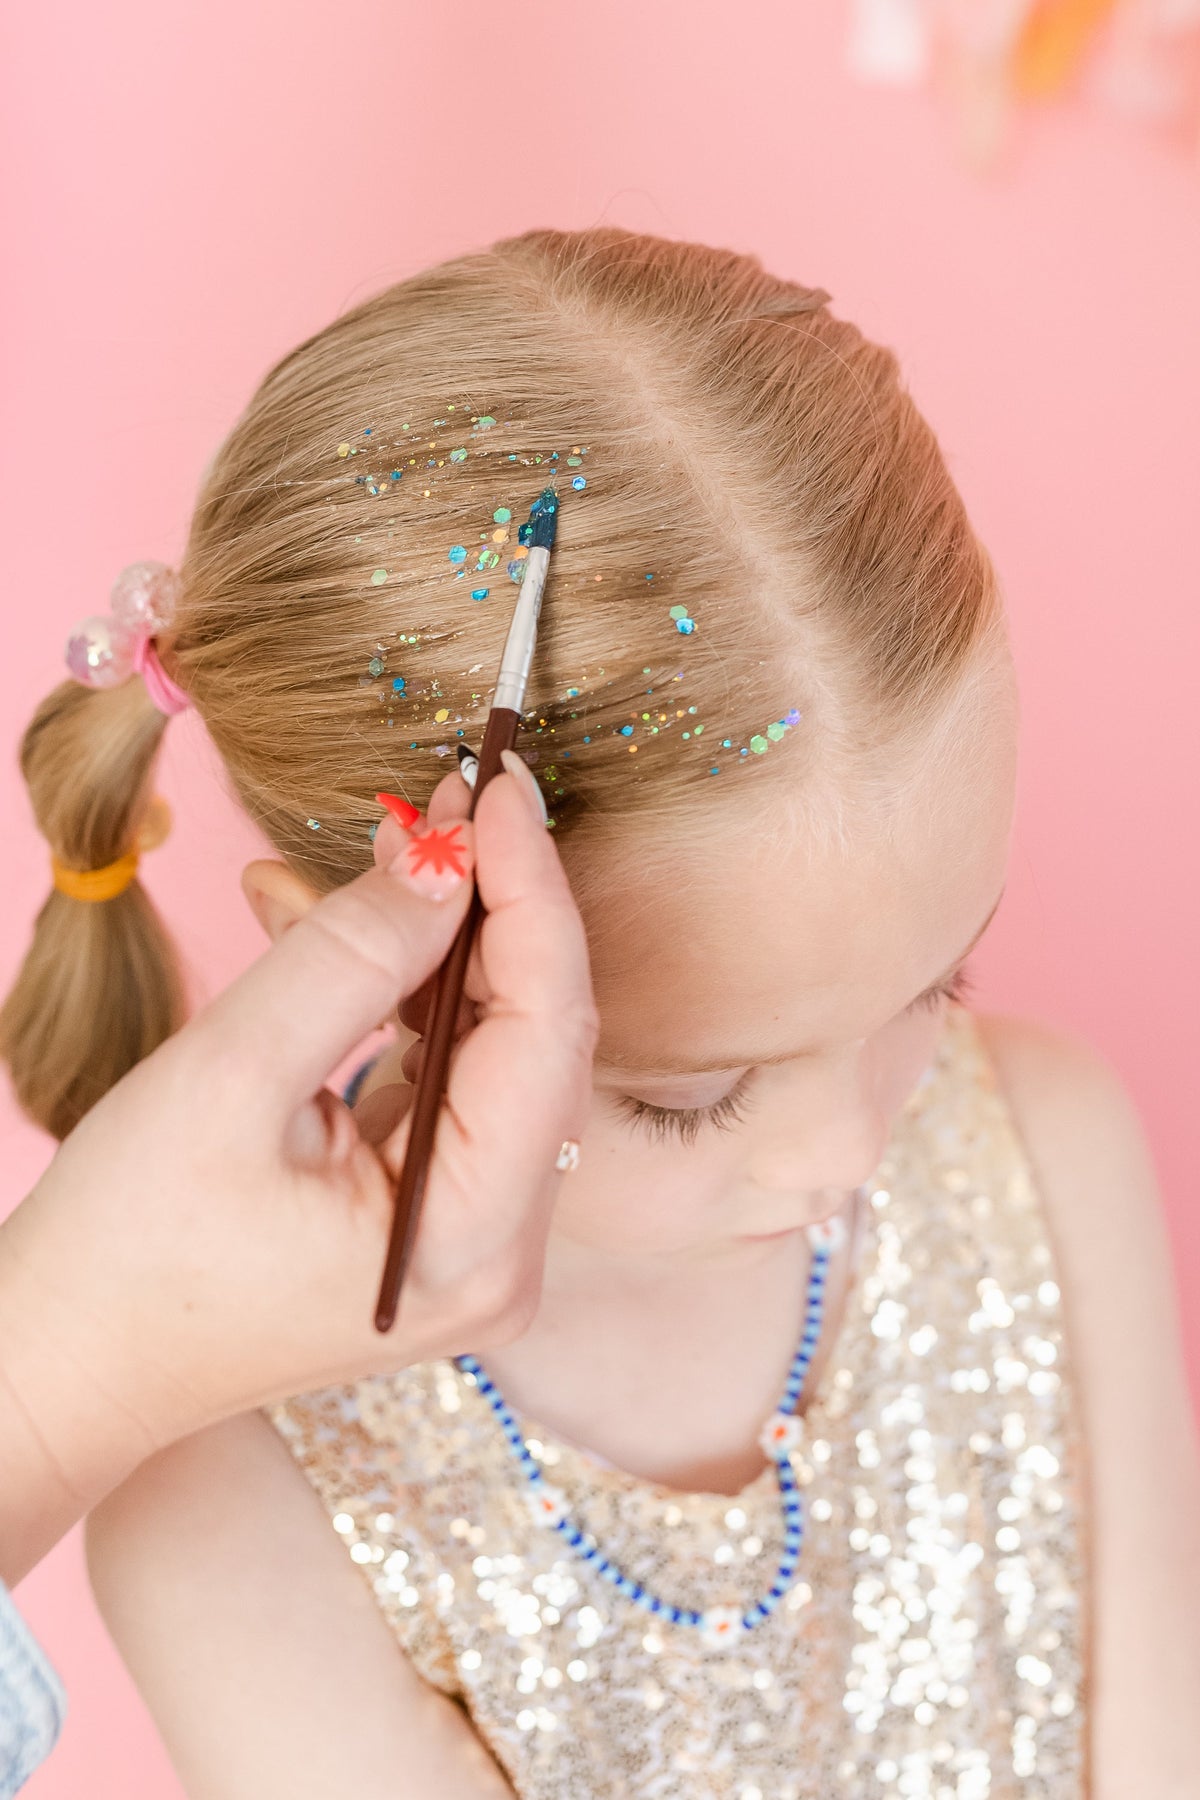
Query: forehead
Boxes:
[{"xmin": 580, "ymin": 676, "xmax": 1017, "ymax": 1076}]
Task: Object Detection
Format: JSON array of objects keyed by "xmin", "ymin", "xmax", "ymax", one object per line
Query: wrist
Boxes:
[{"xmin": 0, "ymin": 1192, "xmax": 165, "ymax": 1583}]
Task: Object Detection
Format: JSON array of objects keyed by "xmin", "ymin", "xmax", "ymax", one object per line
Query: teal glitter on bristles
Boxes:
[{"xmin": 527, "ymin": 485, "xmax": 559, "ymax": 549}]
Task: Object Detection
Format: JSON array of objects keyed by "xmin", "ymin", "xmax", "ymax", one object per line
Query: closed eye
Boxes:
[
  {"xmin": 611, "ymin": 1070, "xmax": 758, "ymax": 1149},
  {"xmin": 612, "ymin": 963, "xmax": 975, "ymax": 1146},
  {"xmin": 909, "ymin": 961, "xmax": 974, "ymax": 1015}
]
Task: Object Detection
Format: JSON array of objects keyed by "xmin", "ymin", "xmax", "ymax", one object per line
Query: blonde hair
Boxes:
[{"xmin": 1, "ymin": 227, "xmax": 1002, "ymax": 1139}]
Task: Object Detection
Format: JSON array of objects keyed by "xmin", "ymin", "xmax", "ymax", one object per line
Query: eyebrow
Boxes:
[{"xmin": 599, "ymin": 887, "xmax": 1006, "ymax": 1080}]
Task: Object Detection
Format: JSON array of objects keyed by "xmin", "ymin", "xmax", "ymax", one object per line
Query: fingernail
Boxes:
[
  {"xmin": 386, "ymin": 818, "xmax": 474, "ymax": 900},
  {"xmin": 376, "ymin": 791, "xmax": 421, "ymax": 830},
  {"xmin": 500, "ymin": 749, "xmax": 550, "ymax": 826}
]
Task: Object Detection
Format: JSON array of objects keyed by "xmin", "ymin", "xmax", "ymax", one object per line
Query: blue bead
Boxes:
[
  {"xmin": 649, "ymin": 1597, "xmax": 662, "ymax": 1612},
  {"xmin": 669, "ymin": 1607, "xmax": 684, "ymax": 1624},
  {"xmin": 770, "ymin": 1584, "xmax": 785, "ymax": 1598},
  {"xmin": 631, "ymin": 1584, "xmax": 644, "ymax": 1599}
]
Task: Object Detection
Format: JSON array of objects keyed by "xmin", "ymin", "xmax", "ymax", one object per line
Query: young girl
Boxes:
[{"xmin": 8, "ymin": 228, "xmax": 1198, "ymax": 1797}]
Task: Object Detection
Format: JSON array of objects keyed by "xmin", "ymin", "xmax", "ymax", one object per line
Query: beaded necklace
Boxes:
[{"xmin": 455, "ymin": 1201, "xmax": 855, "ymax": 1650}]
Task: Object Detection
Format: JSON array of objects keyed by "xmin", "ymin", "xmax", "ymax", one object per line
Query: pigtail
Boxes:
[{"xmin": 0, "ymin": 678, "xmax": 186, "ymax": 1140}]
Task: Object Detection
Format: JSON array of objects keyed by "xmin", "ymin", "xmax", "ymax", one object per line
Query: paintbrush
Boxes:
[{"xmin": 374, "ymin": 485, "xmax": 559, "ymax": 1332}]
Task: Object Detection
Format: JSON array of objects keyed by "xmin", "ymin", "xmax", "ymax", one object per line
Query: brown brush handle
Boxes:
[{"xmin": 373, "ymin": 705, "xmax": 521, "ymax": 1333}]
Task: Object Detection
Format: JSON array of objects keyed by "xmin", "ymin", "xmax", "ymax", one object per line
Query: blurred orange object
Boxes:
[{"xmin": 1014, "ymin": 0, "xmax": 1120, "ymax": 97}]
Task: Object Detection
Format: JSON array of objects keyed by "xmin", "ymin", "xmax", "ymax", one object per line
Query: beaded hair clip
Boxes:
[
  {"xmin": 64, "ymin": 560, "xmax": 191, "ymax": 718},
  {"xmin": 51, "ymin": 561, "xmax": 188, "ymax": 903}
]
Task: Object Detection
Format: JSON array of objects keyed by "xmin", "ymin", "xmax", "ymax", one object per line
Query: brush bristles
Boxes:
[{"xmin": 529, "ymin": 485, "xmax": 559, "ymax": 549}]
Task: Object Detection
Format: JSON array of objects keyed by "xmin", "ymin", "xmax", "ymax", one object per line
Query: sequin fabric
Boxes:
[{"xmin": 266, "ymin": 1004, "xmax": 1090, "ymax": 1798}]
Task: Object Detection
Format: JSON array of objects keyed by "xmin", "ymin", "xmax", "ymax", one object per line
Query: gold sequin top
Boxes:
[{"xmin": 267, "ymin": 1004, "xmax": 1091, "ymax": 1798}]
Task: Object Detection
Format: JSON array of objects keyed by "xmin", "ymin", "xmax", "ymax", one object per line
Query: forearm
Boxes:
[{"xmin": 0, "ymin": 1199, "xmax": 158, "ymax": 1586}]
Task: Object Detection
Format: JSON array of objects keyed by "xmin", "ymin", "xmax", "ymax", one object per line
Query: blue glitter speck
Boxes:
[
  {"xmin": 619, "ymin": 724, "xmax": 634, "ymax": 737},
  {"xmin": 571, "ymin": 476, "xmax": 586, "ymax": 490},
  {"xmin": 448, "ymin": 545, "xmax": 467, "ymax": 564},
  {"xmin": 471, "ymin": 587, "xmax": 489, "ymax": 600},
  {"xmin": 392, "ymin": 677, "xmax": 406, "ymax": 693},
  {"xmin": 675, "ymin": 618, "xmax": 695, "ymax": 635}
]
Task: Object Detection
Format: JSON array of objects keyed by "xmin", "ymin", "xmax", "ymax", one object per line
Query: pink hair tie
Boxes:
[
  {"xmin": 130, "ymin": 632, "xmax": 191, "ymax": 716},
  {"xmin": 64, "ymin": 561, "xmax": 192, "ymax": 718}
]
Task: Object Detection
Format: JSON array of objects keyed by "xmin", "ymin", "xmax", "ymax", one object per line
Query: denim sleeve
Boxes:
[{"xmin": 0, "ymin": 1579, "xmax": 66, "ymax": 1797}]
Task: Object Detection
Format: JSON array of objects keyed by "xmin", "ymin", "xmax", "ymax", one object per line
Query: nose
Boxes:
[{"xmin": 748, "ymin": 1048, "xmax": 889, "ymax": 1194}]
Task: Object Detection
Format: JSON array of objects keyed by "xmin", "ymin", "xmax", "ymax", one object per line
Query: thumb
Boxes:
[{"xmin": 189, "ymin": 821, "xmax": 477, "ymax": 1118}]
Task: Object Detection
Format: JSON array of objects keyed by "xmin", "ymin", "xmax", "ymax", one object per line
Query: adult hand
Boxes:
[{"xmin": 0, "ymin": 754, "xmax": 598, "ymax": 1583}]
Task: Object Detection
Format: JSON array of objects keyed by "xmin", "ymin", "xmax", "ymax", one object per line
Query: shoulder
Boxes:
[
  {"xmin": 86, "ymin": 1411, "xmax": 513, "ymax": 1797},
  {"xmin": 971, "ymin": 1009, "xmax": 1200, "ymax": 1796},
  {"xmin": 972, "ymin": 1009, "xmax": 1155, "ymax": 1190},
  {"xmin": 970, "ymin": 1008, "xmax": 1192, "ymax": 1367}
]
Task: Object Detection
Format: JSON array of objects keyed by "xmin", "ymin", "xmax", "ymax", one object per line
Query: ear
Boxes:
[{"xmin": 240, "ymin": 859, "xmax": 322, "ymax": 943}]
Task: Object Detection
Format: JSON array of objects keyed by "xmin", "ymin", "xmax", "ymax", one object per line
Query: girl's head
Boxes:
[{"xmin": 2, "ymin": 227, "xmax": 1016, "ymax": 1229}]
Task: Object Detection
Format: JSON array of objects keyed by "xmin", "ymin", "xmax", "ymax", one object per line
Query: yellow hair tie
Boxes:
[
  {"xmin": 52, "ymin": 850, "xmax": 140, "ymax": 902},
  {"xmin": 49, "ymin": 795, "xmax": 172, "ymax": 904}
]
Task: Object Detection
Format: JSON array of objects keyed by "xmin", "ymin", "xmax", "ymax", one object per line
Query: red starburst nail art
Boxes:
[{"xmin": 403, "ymin": 822, "xmax": 471, "ymax": 896}]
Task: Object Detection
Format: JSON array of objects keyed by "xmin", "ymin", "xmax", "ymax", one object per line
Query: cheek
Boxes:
[
  {"xmin": 871, "ymin": 1005, "xmax": 947, "ymax": 1118},
  {"xmin": 548, "ymin": 1093, "xmax": 745, "ymax": 1253}
]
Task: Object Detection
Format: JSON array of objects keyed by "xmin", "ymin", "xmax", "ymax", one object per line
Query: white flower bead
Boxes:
[
  {"xmin": 699, "ymin": 1606, "xmax": 746, "ymax": 1649},
  {"xmin": 806, "ymin": 1211, "xmax": 847, "ymax": 1253},
  {"xmin": 759, "ymin": 1411, "xmax": 805, "ymax": 1461},
  {"xmin": 523, "ymin": 1482, "xmax": 568, "ymax": 1529}
]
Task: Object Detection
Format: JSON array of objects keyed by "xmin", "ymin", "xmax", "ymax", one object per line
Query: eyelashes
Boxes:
[
  {"xmin": 612, "ymin": 1071, "xmax": 758, "ymax": 1150},
  {"xmin": 614, "ymin": 963, "xmax": 975, "ymax": 1147},
  {"xmin": 910, "ymin": 962, "xmax": 974, "ymax": 1015}
]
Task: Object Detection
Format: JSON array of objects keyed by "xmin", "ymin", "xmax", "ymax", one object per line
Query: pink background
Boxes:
[{"xmin": 3, "ymin": 5, "xmax": 1197, "ymax": 1794}]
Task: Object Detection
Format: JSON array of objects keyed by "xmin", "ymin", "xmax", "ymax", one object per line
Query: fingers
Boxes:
[
  {"xmin": 382, "ymin": 765, "xmax": 598, "ymax": 1221},
  {"xmin": 397, "ymin": 974, "xmax": 477, "ymax": 1041},
  {"xmin": 192, "ymin": 822, "xmax": 477, "ymax": 1117},
  {"xmin": 351, "ymin": 1081, "xmax": 414, "ymax": 1149},
  {"xmin": 426, "ymin": 768, "xmax": 473, "ymax": 826},
  {"xmin": 471, "ymin": 763, "xmax": 596, "ymax": 1043}
]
